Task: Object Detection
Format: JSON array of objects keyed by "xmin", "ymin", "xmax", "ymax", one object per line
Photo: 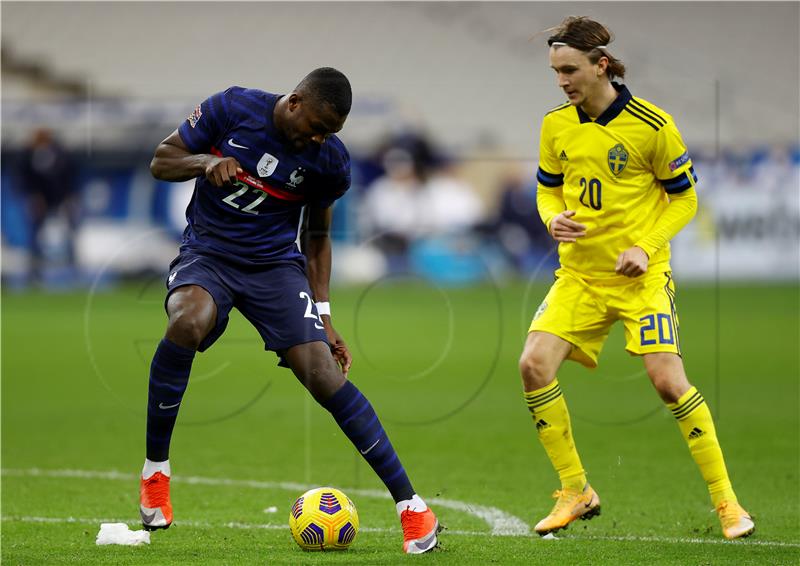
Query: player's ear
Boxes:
[
  {"xmin": 597, "ymin": 56, "xmax": 608, "ymax": 77},
  {"xmin": 287, "ymin": 93, "xmax": 302, "ymax": 111}
]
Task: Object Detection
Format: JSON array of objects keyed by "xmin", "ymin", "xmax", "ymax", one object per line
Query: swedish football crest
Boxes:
[{"xmin": 607, "ymin": 144, "xmax": 628, "ymax": 175}]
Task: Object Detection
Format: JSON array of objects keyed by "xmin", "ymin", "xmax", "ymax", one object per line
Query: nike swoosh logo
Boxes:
[
  {"xmin": 141, "ymin": 510, "xmax": 157, "ymax": 524},
  {"xmin": 158, "ymin": 401, "xmax": 181, "ymax": 410},
  {"xmin": 228, "ymin": 138, "xmax": 249, "ymax": 149},
  {"xmin": 412, "ymin": 531, "xmax": 438, "ymax": 551},
  {"xmin": 314, "ymin": 323, "xmax": 324, "ymax": 330},
  {"xmin": 360, "ymin": 439, "xmax": 380, "ymax": 455}
]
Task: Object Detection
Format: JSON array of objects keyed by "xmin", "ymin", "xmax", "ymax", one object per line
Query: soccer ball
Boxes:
[{"xmin": 289, "ymin": 487, "xmax": 359, "ymax": 551}]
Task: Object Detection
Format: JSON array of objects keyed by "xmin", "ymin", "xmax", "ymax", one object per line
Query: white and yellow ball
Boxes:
[{"xmin": 289, "ymin": 487, "xmax": 359, "ymax": 551}]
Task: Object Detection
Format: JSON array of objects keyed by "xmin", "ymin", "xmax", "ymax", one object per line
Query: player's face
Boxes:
[
  {"xmin": 549, "ymin": 46, "xmax": 606, "ymax": 107},
  {"xmin": 283, "ymin": 95, "xmax": 346, "ymax": 151}
]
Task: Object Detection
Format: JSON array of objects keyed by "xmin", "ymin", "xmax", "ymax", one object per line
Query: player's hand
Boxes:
[
  {"xmin": 204, "ymin": 156, "xmax": 243, "ymax": 187},
  {"xmin": 322, "ymin": 318, "xmax": 353, "ymax": 377},
  {"xmin": 615, "ymin": 246, "xmax": 649, "ymax": 277},
  {"xmin": 549, "ymin": 210, "xmax": 587, "ymax": 242}
]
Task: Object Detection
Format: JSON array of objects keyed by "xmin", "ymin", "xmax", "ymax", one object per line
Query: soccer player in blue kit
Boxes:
[{"xmin": 141, "ymin": 68, "xmax": 439, "ymax": 554}]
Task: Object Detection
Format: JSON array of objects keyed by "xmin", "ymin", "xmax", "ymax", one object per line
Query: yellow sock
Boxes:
[
  {"xmin": 668, "ymin": 386, "xmax": 737, "ymax": 507},
  {"xmin": 524, "ymin": 379, "xmax": 586, "ymax": 491}
]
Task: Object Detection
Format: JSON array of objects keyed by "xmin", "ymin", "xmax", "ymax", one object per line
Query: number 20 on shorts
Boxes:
[{"xmin": 639, "ymin": 313, "xmax": 674, "ymax": 346}]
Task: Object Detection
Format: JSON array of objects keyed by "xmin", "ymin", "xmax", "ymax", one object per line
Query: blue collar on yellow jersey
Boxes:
[{"xmin": 576, "ymin": 82, "xmax": 632, "ymax": 126}]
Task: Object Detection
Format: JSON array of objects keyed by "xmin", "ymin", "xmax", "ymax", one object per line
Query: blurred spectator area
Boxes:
[
  {"xmin": 2, "ymin": 143, "xmax": 798, "ymax": 285},
  {"xmin": 2, "ymin": 3, "xmax": 798, "ymax": 150},
  {"xmin": 2, "ymin": 147, "xmax": 186, "ymax": 283},
  {"xmin": 2, "ymin": 3, "xmax": 797, "ymax": 284}
]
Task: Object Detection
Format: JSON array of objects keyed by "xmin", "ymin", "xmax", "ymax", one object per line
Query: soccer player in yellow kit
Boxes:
[{"xmin": 519, "ymin": 16, "xmax": 754, "ymax": 540}]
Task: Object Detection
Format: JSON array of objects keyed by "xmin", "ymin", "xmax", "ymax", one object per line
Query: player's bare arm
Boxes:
[
  {"xmin": 302, "ymin": 205, "xmax": 353, "ymax": 376},
  {"xmin": 150, "ymin": 129, "xmax": 242, "ymax": 186},
  {"xmin": 549, "ymin": 210, "xmax": 587, "ymax": 243}
]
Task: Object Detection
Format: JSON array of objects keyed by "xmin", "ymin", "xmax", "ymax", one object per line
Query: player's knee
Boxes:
[
  {"xmin": 303, "ymin": 365, "xmax": 345, "ymax": 403},
  {"xmin": 647, "ymin": 368, "xmax": 685, "ymax": 403},
  {"xmin": 645, "ymin": 355, "xmax": 690, "ymax": 403},
  {"xmin": 519, "ymin": 349, "xmax": 555, "ymax": 390},
  {"xmin": 166, "ymin": 309, "xmax": 212, "ymax": 350},
  {"xmin": 653, "ymin": 379, "xmax": 688, "ymax": 404}
]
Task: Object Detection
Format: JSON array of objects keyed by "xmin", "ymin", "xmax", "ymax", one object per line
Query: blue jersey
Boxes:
[{"xmin": 177, "ymin": 87, "xmax": 351, "ymax": 267}]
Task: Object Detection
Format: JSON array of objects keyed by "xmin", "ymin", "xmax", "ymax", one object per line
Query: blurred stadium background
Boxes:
[
  {"xmin": 2, "ymin": 2, "xmax": 798, "ymax": 563},
  {"xmin": 2, "ymin": 2, "xmax": 798, "ymax": 286}
]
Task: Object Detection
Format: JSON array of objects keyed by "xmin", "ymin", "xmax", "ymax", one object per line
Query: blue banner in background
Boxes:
[{"xmin": 1, "ymin": 150, "xmax": 359, "ymax": 248}]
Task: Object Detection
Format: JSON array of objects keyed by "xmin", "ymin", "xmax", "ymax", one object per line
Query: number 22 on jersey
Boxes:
[{"xmin": 222, "ymin": 180, "xmax": 268, "ymax": 215}]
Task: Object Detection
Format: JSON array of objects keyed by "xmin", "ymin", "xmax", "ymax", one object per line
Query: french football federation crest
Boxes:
[
  {"xmin": 607, "ymin": 143, "xmax": 628, "ymax": 175},
  {"xmin": 257, "ymin": 153, "xmax": 279, "ymax": 177},
  {"xmin": 287, "ymin": 167, "xmax": 305, "ymax": 189}
]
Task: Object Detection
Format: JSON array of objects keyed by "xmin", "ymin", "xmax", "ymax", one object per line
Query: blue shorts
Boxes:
[{"xmin": 164, "ymin": 252, "xmax": 328, "ymax": 365}]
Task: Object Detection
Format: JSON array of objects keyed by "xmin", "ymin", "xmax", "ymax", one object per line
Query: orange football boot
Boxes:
[
  {"xmin": 400, "ymin": 507, "xmax": 440, "ymax": 554},
  {"xmin": 140, "ymin": 471, "xmax": 173, "ymax": 530}
]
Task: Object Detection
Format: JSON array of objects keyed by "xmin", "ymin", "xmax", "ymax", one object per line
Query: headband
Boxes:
[{"xmin": 548, "ymin": 40, "xmax": 609, "ymax": 50}]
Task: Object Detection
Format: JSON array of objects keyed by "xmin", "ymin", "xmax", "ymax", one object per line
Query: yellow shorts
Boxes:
[{"xmin": 528, "ymin": 267, "xmax": 681, "ymax": 368}]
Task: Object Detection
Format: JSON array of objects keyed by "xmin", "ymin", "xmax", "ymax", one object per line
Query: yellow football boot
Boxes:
[
  {"xmin": 716, "ymin": 500, "xmax": 755, "ymax": 540},
  {"xmin": 534, "ymin": 484, "xmax": 601, "ymax": 535}
]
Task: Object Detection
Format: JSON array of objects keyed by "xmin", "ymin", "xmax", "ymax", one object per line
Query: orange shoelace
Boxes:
[
  {"xmin": 400, "ymin": 509, "xmax": 430, "ymax": 540},
  {"xmin": 141, "ymin": 474, "xmax": 170, "ymax": 507}
]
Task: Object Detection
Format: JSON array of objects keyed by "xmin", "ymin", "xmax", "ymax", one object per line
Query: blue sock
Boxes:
[
  {"xmin": 322, "ymin": 381, "xmax": 415, "ymax": 503},
  {"xmin": 146, "ymin": 338, "xmax": 195, "ymax": 462}
]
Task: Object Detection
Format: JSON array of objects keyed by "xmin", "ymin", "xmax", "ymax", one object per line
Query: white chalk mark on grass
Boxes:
[
  {"xmin": 5, "ymin": 469, "xmax": 799, "ymax": 548},
  {"xmin": 1, "ymin": 468, "xmax": 529, "ymax": 536},
  {"xmin": 2, "ymin": 515, "xmax": 799, "ymax": 549},
  {"xmin": 0, "ymin": 515, "xmax": 483, "ymax": 537}
]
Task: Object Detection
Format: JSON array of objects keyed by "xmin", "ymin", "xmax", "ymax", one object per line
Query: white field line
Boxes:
[
  {"xmin": 4, "ymin": 468, "xmax": 799, "ymax": 549},
  {"xmin": 3, "ymin": 515, "xmax": 799, "ymax": 549},
  {"xmin": 0, "ymin": 515, "xmax": 480, "ymax": 537},
  {"xmin": 1, "ymin": 468, "xmax": 529, "ymax": 536}
]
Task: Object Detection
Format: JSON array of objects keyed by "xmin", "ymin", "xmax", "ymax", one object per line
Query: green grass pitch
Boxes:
[{"xmin": 2, "ymin": 278, "xmax": 798, "ymax": 564}]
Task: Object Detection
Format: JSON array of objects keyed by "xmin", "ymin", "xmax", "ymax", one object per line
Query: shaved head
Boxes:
[{"xmin": 295, "ymin": 67, "xmax": 352, "ymax": 117}]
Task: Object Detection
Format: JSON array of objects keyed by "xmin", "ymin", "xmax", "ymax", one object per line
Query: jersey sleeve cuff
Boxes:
[{"xmin": 634, "ymin": 242, "xmax": 656, "ymax": 258}]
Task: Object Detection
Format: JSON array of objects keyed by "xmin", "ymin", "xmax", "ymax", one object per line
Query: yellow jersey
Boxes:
[{"xmin": 536, "ymin": 82, "xmax": 696, "ymax": 279}]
